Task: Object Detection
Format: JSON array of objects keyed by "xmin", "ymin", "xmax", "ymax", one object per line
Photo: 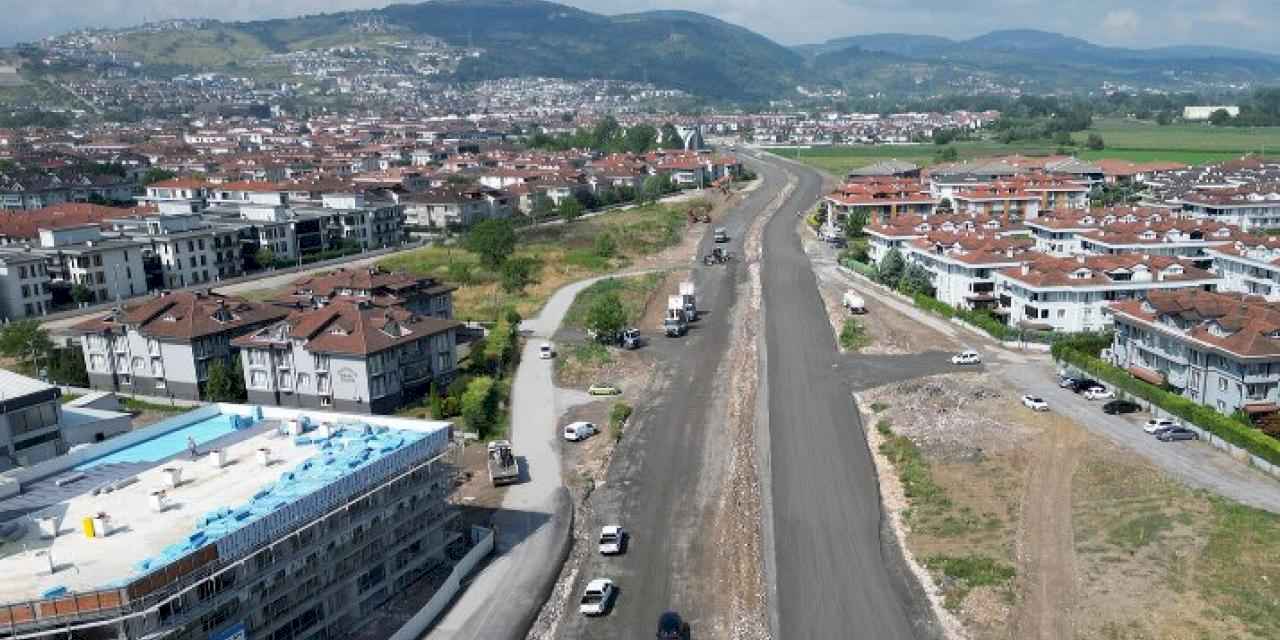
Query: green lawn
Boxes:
[
  {"xmin": 1078, "ymin": 117, "xmax": 1280, "ymax": 155},
  {"xmin": 562, "ymin": 273, "xmax": 666, "ymax": 330}
]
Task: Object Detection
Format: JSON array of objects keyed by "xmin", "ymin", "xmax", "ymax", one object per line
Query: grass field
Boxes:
[
  {"xmin": 784, "ymin": 117, "xmax": 1280, "ymax": 176},
  {"xmin": 380, "ymin": 202, "xmax": 689, "ymax": 320},
  {"xmin": 563, "ymin": 273, "xmax": 666, "ymax": 331}
]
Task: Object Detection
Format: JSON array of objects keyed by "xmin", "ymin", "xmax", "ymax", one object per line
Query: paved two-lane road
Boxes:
[{"xmin": 757, "ymin": 152, "xmax": 933, "ymax": 639}]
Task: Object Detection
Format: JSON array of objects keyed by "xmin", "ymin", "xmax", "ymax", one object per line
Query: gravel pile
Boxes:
[{"xmin": 867, "ymin": 375, "xmax": 1039, "ymax": 462}]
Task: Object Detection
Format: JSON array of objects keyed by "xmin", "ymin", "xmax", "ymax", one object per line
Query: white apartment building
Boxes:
[
  {"xmin": 1178, "ymin": 190, "xmax": 1280, "ymax": 232},
  {"xmin": 1207, "ymin": 238, "xmax": 1280, "ymax": 301},
  {"xmin": 137, "ymin": 178, "xmax": 210, "ymax": 214},
  {"xmin": 902, "ymin": 234, "xmax": 1033, "ymax": 309},
  {"xmin": 37, "ymin": 225, "xmax": 147, "ymax": 304},
  {"xmin": 995, "ymin": 254, "xmax": 1220, "ymax": 333},
  {"xmin": 0, "ymin": 249, "xmax": 52, "ymax": 320},
  {"xmin": 402, "ymin": 187, "xmax": 515, "ymax": 230}
]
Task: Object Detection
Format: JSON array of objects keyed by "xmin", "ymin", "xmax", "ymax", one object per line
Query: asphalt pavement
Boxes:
[
  {"xmin": 555, "ymin": 161, "xmax": 790, "ymax": 639},
  {"xmin": 757, "ymin": 153, "xmax": 936, "ymax": 640}
]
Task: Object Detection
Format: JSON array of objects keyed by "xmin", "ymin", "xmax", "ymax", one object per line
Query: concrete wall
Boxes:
[{"xmin": 388, "ymin": 527, "xmax": 494, "ymax": 640}]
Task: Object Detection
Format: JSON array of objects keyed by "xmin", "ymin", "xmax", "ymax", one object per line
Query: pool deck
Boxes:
[{"xmin": 0, "ymin": 423, "xmax": 319, "ymax": 604}]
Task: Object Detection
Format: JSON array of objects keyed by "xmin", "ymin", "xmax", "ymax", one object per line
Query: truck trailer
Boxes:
[
  {"xmin": 679, "ymin": 281, "xmax": 698, "ymax": 321},
  {"xmin": 664, "ymin": 295, "xmax": 688, "ymax": 337}
]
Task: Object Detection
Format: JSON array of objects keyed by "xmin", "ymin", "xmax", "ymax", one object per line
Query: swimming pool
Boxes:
[{"xmin": 76, "ymin": 413, "xmax": 246, "ymax": 470}]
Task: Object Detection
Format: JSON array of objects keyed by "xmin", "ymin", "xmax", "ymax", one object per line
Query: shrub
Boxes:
[
  {"xmin": 609, "ymin": 402, "xmax": 633, "ymax": 441},
  {"xmin": 460, "ymin": 376, "xmax": 500, "ymax": 437},
  {"xmin": 839, "ymin": 318, "xmax": 869, "ymax": 351}
]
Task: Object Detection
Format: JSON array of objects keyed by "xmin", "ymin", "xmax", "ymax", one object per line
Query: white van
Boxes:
[
  {"xmin": 539, "ymin": 342, "xmax": 554, "ymax": 359},
  {"xmin": 563, "ymin": 421, "xmax": 598, "ymax": 442}
]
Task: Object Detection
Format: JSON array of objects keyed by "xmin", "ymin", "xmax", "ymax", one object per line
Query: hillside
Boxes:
[{"xmin": 96, "ymin": 0, "xmax": 806, "ymax": 102}]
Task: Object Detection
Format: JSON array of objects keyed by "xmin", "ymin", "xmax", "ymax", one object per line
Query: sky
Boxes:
[{"xmin": 1, "ymin": 0, "xmax": 1276, "ymax": 52}]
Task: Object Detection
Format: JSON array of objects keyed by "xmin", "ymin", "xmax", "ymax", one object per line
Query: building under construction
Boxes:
[{"xmin": 0, "ymin": 404, "xmax": 458, "ymax": 640}]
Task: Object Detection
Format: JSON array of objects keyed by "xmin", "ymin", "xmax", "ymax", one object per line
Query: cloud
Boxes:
[{"xmin": 1100, "ymin": 8, "xmax": 1140, "ymax": 39}]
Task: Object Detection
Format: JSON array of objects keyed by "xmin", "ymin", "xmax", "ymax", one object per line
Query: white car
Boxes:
[
  {"xmin": 563, "ymin": 421, "xmax": 598, "ymax": 442},
  {"xmin": 539, "ymin": 343, "xmax": 555, "ymax": 359},
  {"xmin": 1021, "ymin": 395, "xmax": 1049, "ymax": 411},
  {"xmin": 579, "ymin": 578, "xmax": 617, "ymax": 616},
  {"xmin": 598, "ymin": 525, "xmax": 625, "ymax": 555},
  {"xmin": 951, "ymin": 350, "xmax": 982, "ymax": 365},
  {"xmin": 1083, "ymin": 386, "xmax": 1115, "ymax": 400},
  {"xmin": 1143, "ymin": 418, "xmax": 1178, "ymax": 434}
]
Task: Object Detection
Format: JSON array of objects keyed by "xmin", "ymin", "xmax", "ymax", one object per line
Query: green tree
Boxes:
[
  {"xmin": 624, "ymin": 124, "xmax": 658, "ymax": 154},
  {"xmin": 0, "ymin": 320, "xmax": 51, "ymax": 373},
  {"xmin": 1086, "ymin": 133, "xmax": 1106, "ymax": 150},
  {"xmin": 937, "ymin": 197, "xmax": 953, "ymax": 212},
  {"xmin": 530, "ymin": 193, "xmax": 554, "ymax": 220},
  {"xmin": 877, "ymin": 248, "xmax": 906, "ymax": 286},
  {"xmin": 660, "ymin": 123, "xmax": 682, "ymax": 149},
  {"xmin": 1052, "ymin": 131, "xmax": 1074, "ymax": 146},
  {"xmin": 255, "ymin": 247, "xmax": 276, "ymax": 270},
  {"xmin": 460, "ymin": 376, "xmax": 499, "ymax": 437},
  {"xmin": 47, "ymin": 347, "xmax": 89, "ymax": 387},
  {"xmin": 204, "ymin": 359, "xmax": 246, "ymax": 402},
  {"xmin": 1209, "ymin": 108, "xmax": 1233, "ymax": 126},
  {"xmin": 591, "ymin": 116, "xmax": 622, "ymax": 150},
  {"xmin": 71, "ymin": 284, "xmax": 95, "ymax": 305},
  {"xmin": 1156, "ymin": 111, "xmax": 1173, "ymax": 126},
  {"xmin": 842, "ymin": 208, "xmax": 869, "ymax": 238},
  {"xmin": 935, "ymin": 145, "xmax": 959, "ymax": 162},
  {"xmin": 594, "ymin": 232, "xmax": 618, "ymax": 258},
  {"xmin": 558, "ymin": 196, "xmax": 585, "ymax": 223},
  {"xmin": 447, "ymin": 261, "xmax": 474, "ymax": 285},
  {"xmin": 898, "ymin": 263, "xmax": 934, "ymax": 296},
  {"xmin": 585, "ymin": 291, "xmax": 627, "ymax": 341},
  {"xmin": 499, "ymin": 256, "xmax": 540, "ymax": 295},
  {"xmin": 141, "ymin": 168, "xmax": 176, "ymax": 186},
  {"xmin": 640, "ymin": 174, "xmax": 671, "ymax": 204},
  {"xmin": 463, "ymin": 219, "xmax": 517, "ymax": 270}
]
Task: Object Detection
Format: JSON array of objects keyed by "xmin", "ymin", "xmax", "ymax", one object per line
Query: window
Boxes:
[
  {"xmin": 9, "ymin": 403, "xmax": 58, "ymax": 436},
  {"xmin": 93, "ymin": 255, "xmax": 103, "ymax": 267},
  {"xmin": 89, "ymin": 354, "xmax": 106, "ymax": 371},
  {"xmin": 317, "ymin": 373, "xmax": 330, "ymax": 394},
  {"xmin": 296, "ymin": 373, "xmax": 310, "ymax": 391},
  {"xmin": 320, "ymin": 396, "xmax": 332, "ymax": 407},
  {"xmin": 250, "ymin": 370, "xmax": 269, "ymax": 389},
  {"xmin": 20, "ymin": 284, "xmax": 28, "ymax": 297},
  {"xmin": 1219, "ymin": 377, "xmax": 1229, "ymax": 391}
]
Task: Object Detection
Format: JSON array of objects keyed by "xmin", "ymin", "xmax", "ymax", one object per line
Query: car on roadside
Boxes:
[
  {"xmin": 588, "ymin": 383, "xmax": 621, "ymax": 396},
  {"xmin": 1067, "ymin": 378, "xmax": 1102, "ymax": 393},
  {"xmin": 713, "ymin": 227, "xmax": 729, "ymax": 243},
  {"xmin": 539, "ymin": 342, "xmax": 555, "ymax": 359},
  {"xmin": 1022, "ymin": 395, "xmax": 1049, "ymax": 411},
  {"xmin": 563, "ymin": 421, "xmax": 598, "ymax": 442},
  {"xmin": 657, "ymin": 611, "xmax": 691, "ymax": 639},
  {"xmin": 1058, "ymin": 376, "xmax": 1079, "ymax": 388},
  {"xmin": 1157, "ymin": 427, "xmax": 1199, "ymax": 442},
  {"xmin": 598, "ymin": 525, "xmax": 625, "ymax": 555},
  {"xmin": 951, "ymin": 350, "xmax": 982, "ymax": 365},
  {"xmin": 1103, "ymin": 399, "xmax": 1141, "ymax": 415},
  {"xmin": 579, "ymin": 578, "xmax": 617, "ymax": 616},
  {"xmin": 1143, "ymin": 418, "xmax": 1178, "ymax": 434},
  {"xmin": 1083, "ymin": 386, "xmax": 1115, "ymax": 400}
]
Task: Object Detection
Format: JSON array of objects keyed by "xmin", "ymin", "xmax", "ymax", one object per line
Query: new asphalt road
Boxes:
[
  {"xmin": 758, "ymin": 153, "xmax": 933, "ymax": 639},
  {"xmin": 556, "ymin": 157, "xmax": 790, "ymax": 639}
]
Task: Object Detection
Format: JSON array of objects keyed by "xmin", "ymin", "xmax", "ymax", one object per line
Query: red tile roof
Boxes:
[
  {"xmin": 74, "ymin": 291, "xmax": 289, "ymax": 342},
  {"xmin": 1111, "ymin": 289, "xmax": 1280, "ymax": 358}
]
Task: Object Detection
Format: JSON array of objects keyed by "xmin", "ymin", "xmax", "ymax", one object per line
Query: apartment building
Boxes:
[
  {"xmin": 235, "ymin": 300, "xmax": 461, "ymax": 414},
  {"xmin": 0, "ymin": 369, "xmax": 64, "ymax": 467},
  {"xmin": 401, "ymin": 187, "xmax": 514, "ymax": 230},
  {"xmin": 1110, "ymin": 289, "xmax": 1280, "ymax": 415},
  {"xmin": 0, "ymin": 404, "xmax": 459, "ymax": 640},
  {"xmin": 137, "ymin": 177, "xmax": 210, "ymax": 214},
  {"xmin": 822, "ymin": 179, "xmax": 938, "ymax": 236},
  {"xmin": 0, "ymin": 249, "xmax": 52, "ymax": 320},
  {"xmin": 36, "ymin": 225, "xmax": 147, "ymax": 304},
  {"xmin": 109, "ymin": 215, "xmax": 243, "ymax": 287},
  {"xmin": 864, "ymin": 212, "xmax": 1022, "ymax": 265},
  {"xmin": 1177, "ymin": 189, "xmax": 1280, "ymax": 232},
  {"xmin": 995, "ymin": 254, "xmax": 1219, "ymax": 333},
  {"xmin": 76, "ymin": 290, "xmax": 290, "ymax": 400},
  {"xmin": 949, "ymin": 182, "xmax": 1043, "ymax": 220},
  {"xmin": 1207, "ymin": 237, "xmax": 1280, "ymax": 301},
  {"xmin": 903, "ymin": 232, "xmax": 1035, "ymax": 309},
  {"xmin": 283, "ymin": 267, "xmax": 455, "ymax": 318},
  {"xmin": 1027, "ymin": 208, "xmax": 1240, "ymax": 262}
]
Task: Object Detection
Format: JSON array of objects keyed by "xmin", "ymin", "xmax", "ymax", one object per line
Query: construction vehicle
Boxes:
[
  {"xmin": 621, "ymin": 328, "xmax": 643, "ymax": 349},
  {"xmin": 486, "ymin": 440, "xmax": 519, "ymax": 486},
  {"xmin": 842, "ymin": 291, "xmax": 866, "ymax": 314},
  {"xmin": 664, "ymin": 295, "xmax": 688, "ymax": 337},
  {"xmin": 679, "ymin": 281, "xmax": 698, "ymax": 321}
]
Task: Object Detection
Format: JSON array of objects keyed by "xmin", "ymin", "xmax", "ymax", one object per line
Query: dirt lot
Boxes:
[{"xmin": 862, "ymin": 371, "xmax": 1280, "ymax": 640}]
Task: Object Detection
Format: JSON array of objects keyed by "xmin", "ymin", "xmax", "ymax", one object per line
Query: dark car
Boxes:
[
  {"xmin": 1158, "ymin": 427, "xmax": 1200, "ymax": 442},
  {"xmin": 658, "ymin": 611, "xmax": 690, "ymax": 639},
  {"xmin": 1102, "ymin": 399, "xmax": 1141, "ymax": 415},
  {"xmin": 1068, "ymin": 378, "xmax": 1102, "ymax": 393}
]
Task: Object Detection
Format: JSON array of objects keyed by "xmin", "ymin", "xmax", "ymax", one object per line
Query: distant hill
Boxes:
[
  {"xmin": 800, "ymin": 29, "xmax": 1280, "ymax": 95},
  {"xmin": 95, "ymin": 0, "xmax": 807, "ymax": 102}
]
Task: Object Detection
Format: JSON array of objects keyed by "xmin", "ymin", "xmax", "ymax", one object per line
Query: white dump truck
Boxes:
[
  {"xmin": 842, "ymin": 290, "xmax": 866, "ymax": 314},
  {"xmin": 487, "ymin": 440, "xmax": 519, "ymax": 486},
  {"xmin": 664, "ymin": 295, "xmax": 688, "ymax": 337},
  {"xmin": 679, "ymin": 281, "xmax": 698, "ymax": 321}
]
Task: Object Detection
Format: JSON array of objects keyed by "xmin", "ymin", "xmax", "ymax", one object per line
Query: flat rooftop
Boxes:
[{"xmin": 0, "ymin": 407, "xmax": 450, "ymax": 605}]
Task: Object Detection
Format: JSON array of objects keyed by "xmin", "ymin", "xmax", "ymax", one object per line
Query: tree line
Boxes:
[{"xmin": 526, "ymin": 116, "xmax": 685, "ymax": 153}]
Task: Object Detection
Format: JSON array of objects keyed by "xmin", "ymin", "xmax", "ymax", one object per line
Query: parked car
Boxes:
[
  {"xmin": 563, "ymin": 421, "xmax": 598, "ymax": 442},
  {"xmin": 579, "ymin": 579, "xmax": 617, "ymax": 616},
  {"xmin": 1103, "ymin": 399, "xmax": 1141, "ymax": 415},
  {"xmin": 951, "ymin": 350, "xmax": 981, "ymax": 365},
  {"xmin": 1157, "ymin": 427, "xmax": 1200, "ymax": 442},
  {"xmin": 1022, "ymin": 395, "xmax": 1049, "ymax": 411},
  {"xmin": 1067, "ymin": 378, "xmax": 1102, "ymax": 393},
  {"xmin": 713, "ymin": 227, "xmax": 729, "ymax": 243},
  {"xmin": 1083, "ymin": 386, "xmax": 1115, "ymax": 400},
  {"xmin": 539, "ymin": 342, "xmax": 555, "ymax": 359},
  {"xmin": 657, "ymin": 611, "xmax": 691, "ymax": 639},
  {"xmin": 1143, "ymin": 418, "xmax": 1178, "ymax": 434},
  {"xmin": 1058, "ymin": 376, "xmax": 1079, "ymax": 389},
  {"xmin": 598, "ymin": 525, "xmax": 625, "ymax": 555},
  {"xmin": 588, "ymin": 383, "xmax": 621, "ymax": 396}
]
